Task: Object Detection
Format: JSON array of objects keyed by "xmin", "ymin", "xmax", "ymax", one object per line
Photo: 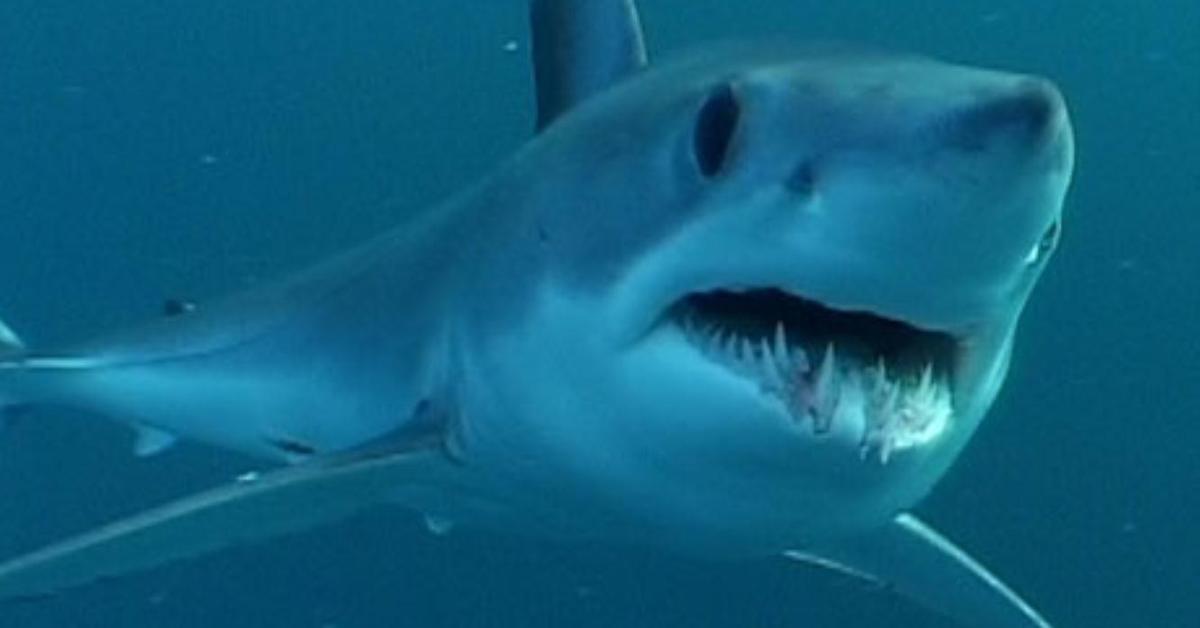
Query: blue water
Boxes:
[{"xmin": 0, "ymin": 1, "xmax": 1195, "ymax": 626}]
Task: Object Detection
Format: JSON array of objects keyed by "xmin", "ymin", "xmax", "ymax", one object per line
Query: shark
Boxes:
[{"xmin": 0, "ymin": 1, "xmax": 1073, "ymax": 625}]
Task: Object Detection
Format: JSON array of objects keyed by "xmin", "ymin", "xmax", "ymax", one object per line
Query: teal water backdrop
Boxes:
[{"xmin": 1, "ymin": 1, "xmax": 1196, "ymax": 626}]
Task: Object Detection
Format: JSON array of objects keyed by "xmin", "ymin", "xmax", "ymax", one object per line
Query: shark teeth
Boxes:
[
  {"xmin": 759, "ymin": 337, "xmax": 785, "ymax": 391},
  {"xmin": 680, "ymin": 321, "xmax": 953, "ymax": 463},
  {"xmin": 811, "ymin": 344, "xmax": 838, "ymax": 433},
  {"xmin": 773, "ymin": 323, "xmax": 790, "ymax": 370}
]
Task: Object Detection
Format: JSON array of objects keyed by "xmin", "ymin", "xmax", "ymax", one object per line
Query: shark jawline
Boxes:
[{"xmin": 664, "ymin": 288, "xmax": 960, "ymax": 457}]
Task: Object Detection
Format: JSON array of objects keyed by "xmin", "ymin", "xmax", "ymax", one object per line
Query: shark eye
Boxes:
[
  {"xmin": 693, "ymin": 83, "xmax": 741, "ymax": 178},
  {"xmin": 1024, "ymin": 220, "xmax": 1061, "ymax": 265}
]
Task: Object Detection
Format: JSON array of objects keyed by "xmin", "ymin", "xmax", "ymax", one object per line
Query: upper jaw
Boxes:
[{"xmin": 660, "ymin": 286, "xmax": 966, "ymax": 462}]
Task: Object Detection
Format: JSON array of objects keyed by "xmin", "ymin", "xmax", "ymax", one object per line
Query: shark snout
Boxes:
[{"xmin": 944, "ymin": 78, "xmax": 1068, "ymax": 156}]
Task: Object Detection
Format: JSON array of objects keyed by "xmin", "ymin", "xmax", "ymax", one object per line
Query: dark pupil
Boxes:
[{"xmin": 694, "ymin": 84, "xmax": 740, "ymax": 178}]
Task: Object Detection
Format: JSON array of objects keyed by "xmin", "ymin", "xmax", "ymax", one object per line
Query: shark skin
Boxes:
[{"xmin": 0, "ymin": 1, "xmax": 1073, "ymax": 626}]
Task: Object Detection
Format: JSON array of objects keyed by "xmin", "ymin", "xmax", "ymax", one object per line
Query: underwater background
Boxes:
[{"xmin": 0, "ymin": 1, "xmax": 1195, "ymax": 626}]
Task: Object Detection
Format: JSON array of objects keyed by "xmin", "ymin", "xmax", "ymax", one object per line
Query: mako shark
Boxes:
[{"xmin": 0, "ymin": 0, "xmax": 1073, "ymax": 625}]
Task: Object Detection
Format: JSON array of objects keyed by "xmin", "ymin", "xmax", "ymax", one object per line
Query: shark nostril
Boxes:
[
  {"xmin": 786, "ymin": 161, "xmax": 818, "ymax": 197},
  {"xmin": 948, "ymin": 79, "xmax": 1063, "ymax": 151}
]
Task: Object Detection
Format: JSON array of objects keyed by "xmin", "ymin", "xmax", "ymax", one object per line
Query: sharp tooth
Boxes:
[
  {"xmin": 919, "ymin": 363, "xmax": 934, "ymax": 393},
  {"xmin": 758, "ymin": 337, "xmax": 773, "ymax": 364},
  {"xmin": 833, "ymin": 371, "xmax": 866, "ymax": 432},
  {"xmin": 882, "ymin": 380, "xmax": 901, "ymax": 421},
  {"xmin": 735, "ymin": 335, "xmax": 751, "ymax": 363},
  {"xmin": 760, "ymin": 338, "xmax": 785, "ymax": 389},
  {"xmin": 708, "ymin": 327, "xmax": 726, "ymax": 356},
  {"xmin": 815, "ymin": 344, "xmax": 837, "ymax": 398},
  {"xmin": 811, "ymin": 344, "xmax": 838, "ymax": 433},
  {"xmin": 681, "ymin": 317, "xmax": 699, "ymax": 342},
  {"xmin": 879, "ymin": 438, "xmax": 894, "ymax": 464},
  {"xmin": 773, "ymin": 323, "xmax": 790, "ymax": 367},
  {"xmin": 914, "ymin": 363, "xmax": 939, "ymax": 406},
  {"xmin": 724, "ymin": 332, "xmax": 740, "ymax": 361}
]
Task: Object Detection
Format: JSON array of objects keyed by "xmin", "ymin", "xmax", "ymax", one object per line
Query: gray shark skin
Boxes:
[{"xmin": 0, "ymin": 1, "xmax": 1073, "ymax": 626}]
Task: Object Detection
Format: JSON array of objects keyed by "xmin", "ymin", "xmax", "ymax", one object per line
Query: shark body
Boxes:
[{"xmin": 0, "ymin": 2, "xmax": 1073, "ymax": 626}]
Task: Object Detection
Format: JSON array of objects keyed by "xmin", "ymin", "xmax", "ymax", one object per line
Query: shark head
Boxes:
[
  {"xmin": 460, "ymin": 45, "xmax": 1073, "ymax": 551},
  {"xmin": 0, "ymin": 6, "xmax": 1070, "ymax": 618}
]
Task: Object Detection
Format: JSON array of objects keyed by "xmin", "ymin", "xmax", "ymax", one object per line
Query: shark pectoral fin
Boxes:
[
  {"xmin": 0, "ymin": 446, "xmax": 441, "ymax": 601},
  {"xmin": 530, "ymin": 0, "xmax": 648, "ymax": 130},
  {"xmin": 787, "ymin": 513, "xmax": 1051, "ymax": 628}
]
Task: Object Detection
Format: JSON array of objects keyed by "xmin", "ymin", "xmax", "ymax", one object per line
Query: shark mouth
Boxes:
[{"xmin": 671, "ymin": 288, "xmax": 959, "ymax": 462}]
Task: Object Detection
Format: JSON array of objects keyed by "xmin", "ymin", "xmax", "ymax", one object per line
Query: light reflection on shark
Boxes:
[{"xmin": 0, "ymin": 1, "xmax": 1072, "ymax": 625}]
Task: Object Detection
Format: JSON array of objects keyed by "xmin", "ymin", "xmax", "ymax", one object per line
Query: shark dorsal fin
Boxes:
[{"xmin": 530, "ymin": 0, "xmax": 648, "ymax": 131}]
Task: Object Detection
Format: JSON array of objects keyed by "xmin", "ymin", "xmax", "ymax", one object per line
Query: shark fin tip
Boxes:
[{"xmin": 134, "ymin": 426, "xmax": 179, "ymax": 458}]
